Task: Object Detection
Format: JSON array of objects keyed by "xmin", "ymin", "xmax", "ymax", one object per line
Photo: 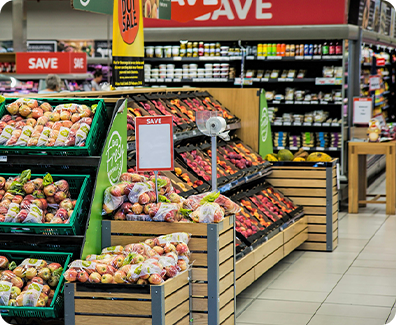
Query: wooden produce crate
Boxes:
[
  {"xmin": 101, "ymin": 216, "xmax": 236, "ymax": 325},
  {"xmin": 64, "ymin": 270, "xmax": 190, "ymax": 325},
  {"xmin": 267, "ymin": 160, "xmax": 338, "ymax": 251},
  {"xmin": 236, "ymin": 216, "xmax": 308, "ymax": 295}
]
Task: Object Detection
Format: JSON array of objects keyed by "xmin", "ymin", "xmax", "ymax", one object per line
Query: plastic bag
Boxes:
[
  {"xmin": 101, "ymin": 245, "xmax": 124, "ymax": 255},
  {"xmin": 0, "ymin": 280, "xmax": 12, "ymax": 306},
  {"xmin": 127, "ymin": 182, "xmax": 154, "ymax": 204},
  {"xmin": 190, "ymin": 202, "xmax": 225, "ymax": 223},
  {"xmin": 102, "ymin": 185, "xmax": 126, "ymax": 215},
  {"xmin": 15, "ymin": 203, "xmax": 43, "ymax": 224},
  {"xmin": 66, "ymin": 123, "xmax": 90, "ymax": 146},
  {"xmin": 54, "ymin": 127, "xmax": 70, "ymax": 147},
  {"xmin": 37, "ymin": 127, "xmax": 51, "ymax": 146},
  {"xmin": 5, "ymin": 128, "xmax": 22, "ymax": 146},
  {"xmin": 15, "ymin": 125, "xmax": 33, "ymax": 147},
  {"xmin": 123, "ymin": 243, "xmax": 152, "ymax": 257},
  {"xmin": 22, "ymin": 282, "xmax": 43, "ymax": 307},
  {"xmin": 68, "ymin": 260, "xmax": 97, "ymax": 274},
  {"xmin": 4, "ymin": 203, "xmax": 20, "ymax": 222},
  {"xmin": 183, "ymin": 192, "xmax": 240, "ymax": 215},
  {"xmin": 0, "ymin": 125, "xmax": 14, "ymax": 144},
  {"xmin": 150, "ymin": 203, "xmax": 180, "ymax": 222},
  {"xmin": 155, "ymin": 232, "xmax": 191, "ymax": 246}
]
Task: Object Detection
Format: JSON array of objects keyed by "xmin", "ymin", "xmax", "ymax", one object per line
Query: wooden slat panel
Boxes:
[
  {"xmin": 222, "ymin": 313, "xmax": 235, "ymax": 325},
  {"xmin": 236, "ymin": 268, "xmax": 255, "ymax": 295},
  {"xmin": 191, "ymin": 268, "xmax": 207, "ymax": 282},
  {"xmin": 191, "ymin": 283, "xmax": 207, "ymax": 296},
  {"xmin": 333, "ymin": 177, "xmax": 337, "ymax": 187},
  {"xmin": 220, "ymin": 271, "xmax": 234, "ymax": 294},
  {"xmin": 164, "ymin": 269, "xmax": 189, "ymax": 297},
  {"xmin": 75, "ymin": 299, "xmax": 151, "ymax": 316},
  {"xmin": 308, "ymin": 229, "xmax": 337, "ymax": 242},
  {"xmin": 308, "ymin": 220, "xmax": 338, "ymax": 233},
  {"xmin": 254, "ymin": 247, "xmax": 283, "ymax": 280},
  {"xmin": 110, "ymin": 220, "xmax": 209, "ymax": 236},
  {"xmin": 284, "ymin": 229, "xmax": 308, "ymax": 256},
  {"xmin": 219, "ymin": 216, "xmax": 234, "ymax": 235},
  {"xmin": 190, "ymin": 253, "xmax": 207, "ymax": 266},
  {"xmin": 299, "ymin": 237, "xmax": 338, "ymax": 251},
  {"xmin": 220, "ymin": 257, "xmax": 234, "ymax": 280},
  {"xmin": 74, "ymin": 288, "xmax": 149, "ymax": 300},
  {"xmin": 220, "ymin": 300, "xmax": 235, "ymax": 324},
  {"xmin": 220, "ymin": 286, "xmax": 234, "ymax": 309},
  {"xmin": 191, "ymin": 312, "xmax": 208, "ymax": 324},
  {"xmin": 274, "ymin": 188, "xmax": 327, "ymax": 197},
  {"xmin": 75, "ymin": 315, "xmax": 151, "ymax": 325},
  {"xmin": 283, "ymin": 217, "xmax": 307, "ymax": 243},
  {"xmin": 307, "ymin": 212, "xmax": 338, "ymax": 224},
  {"xmin": 219, "ymin": 228, "xmax": 234, "ymax": 249},
  {"xmin": 111, "ymin": 235, "xmax": 153, "ymax": 246},
  {"xmin": 165, "ymin": 300, "xmax": 189, "ymax": 325},
  {"xmin": 266, "ymin": 178, "xmax": 327, "ymax": 188},
  {"xmin": 192, "ymin": 297, "xmax": 207, "ymax": 311},
  {"xmin": 165, "ymin": 285, "xmax": 189, "ymax": 313},
  {"xmin": 219, "ymin": 243, "xmax": 234, "ymax": 264},
  {"xmin": 175, "ymin": 315, "xmax": 190, "ymax": 325},
  {"xmin": 303, "ymin": 206, "xmax": 326, "ymax": 215},
  {"xmin": 236, "ymin": 251, "xmax": 255, "ymax": 279},
  {"xmin": 269, "ymin": 170, "xmax": 326, "ymax": 179},
  {"xmin": 333, "ymin": 202, "xmax": 338, "ymax": 215},
  {"xmin": 253, "ymin": 232, "xmax": 283, "ymax": 265},
  {"xmin": 288, "ymin": 197, "xmax": 326, "ymax": 206},
  {"xmin": 272, "ymin": 166, "xmax": 327, "ymax": 170}
]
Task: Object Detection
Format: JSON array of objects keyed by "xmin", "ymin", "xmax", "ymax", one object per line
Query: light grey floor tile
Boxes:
[
  {"xmin": 245, "ymin": 299, "xmax": 320, "ymax": 314},
  {"xmin": 281, "ymin": 257, "xmax": 351, "ymax": 274},
  {"xmin": 325, "ymin": 291, "xmax": 395, "ymax": 307},
  {"xmin": 339, "ymin": 274, "xmax": 396, "ymax": 287},
  {"xmin": 236, "ymin": 297, "xmax": 253, "ymax": 317},
  {"xmin": 281, "ymin": 250, "xmax": 304, "ymax": 264},
  {"xmin": 258, "ymin": 288, "xmax": 328, "ymax": 303},
  {"xmin": 238, "ymin": 267, "xmax": 284, "ymax": 298},
  {"xmin": 308, "ymin": 314, "xmax": 385, "ymax": 325},
  {"xmin": 237, "ymin": 310, "xmax": 312, "ymax": 324},
  {"xmin": 346, "ymin": 266, "xmax": 396, "ymax": 278},
  {"xmin": 316, "ymin": 303, "xmax": 390, "ymax": 319},
  {"xmin": 357, "ymin": 252, "xmax": 396, "ymax": 261},
  {"xmin": 352, "ymin": 259, "xmax": 396, "ymax": 269},
  {"xmin": 386, "ymin": 307, "xmax": 396, "ymax": 324},
  {"xmin": 330, "ymin": 281, "xmax": 396, "ymax": 296}
]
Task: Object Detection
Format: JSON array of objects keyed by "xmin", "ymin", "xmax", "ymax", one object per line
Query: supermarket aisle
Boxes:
[{"xmin": 236, "ymin": 180, "xmax": 396, "ymax": 325}]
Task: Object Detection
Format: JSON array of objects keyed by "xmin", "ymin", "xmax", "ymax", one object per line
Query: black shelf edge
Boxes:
[
  {"xmin": 271, "ymin": 122, "xmax": 342, "ymax": 128},
  {"xmin": 273, "ymin": 146, "xmax": 341, "ymax": 152},
  {"xmin": 0, "ymin": 155, "xmax": 101, "ymax": 167}
]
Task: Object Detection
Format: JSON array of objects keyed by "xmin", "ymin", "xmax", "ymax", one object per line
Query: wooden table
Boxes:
[{"xmin": 348, "ymin": 141, "xmax": 396, "ymax": 214}]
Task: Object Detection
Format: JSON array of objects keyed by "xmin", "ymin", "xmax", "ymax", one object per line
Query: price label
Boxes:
[
  {"xmin": 285, "ymin": 101, "xmax": 294, "ymax": 104},
  {"xmin": 313, "ymin": 55, "xmax": 322, "ymax": 60},
  {"xmin": 173, "ymin": 57, "xmax": 182, "ymax": 61},
  {"xmin": 322, "ymin": 123, "xmax": 330, "ymax": 126},
  {"xmin": 285, "ymin": 78, "xmax": 294, "ymax": 82},
  {"xmin": 253, "ymin": 78, "xmax": 261, "ymax": 82},
  {"xmin": 304, "ymin": 56, "xmax": 313, "ymax": 60},
  {"xmin": 295, "ymin": 101, "xmax": 303, "ymax": 104},
  {"xmin": 173, "ymin": 78, "xmax": 181, "ymax": 82},
  {"xmin": 246, "ymin": 56, "xmax": 255, "ymax": 60},
  {"xmin": 257, "ymin": 57, "xmax": 265, "ymax": 60},
  {"xmin": 156, "ymin": 78, "xmax": 164, "ymax": 82},
  {"xmin": 310, "ymin": 100, "xmax": 319, "ymax": 104},
  {"xmin": 273, "ymin": 100, "xmax": 281, "ymax": 104},
  {"xmin": 329, "ymin": 147, "xmax": 338, "ymax": 151},
  {"xmin": 303, "ymin": 122, "xmax": 312, "ymax": 126},
  {"xmin": 320, "ymin": 101, "xmax": 328, "ymax": 105},
  {"xmin": 295, "ymin": 56, "xmax": 304, "ymax": 60},
  {"xmin": 332, "ymin": 123, "xmax": 340, "ymax": 127},
  {"xmin": 150, "ymin": 78, "xmax": 156, "ymax": 82},
  {"xmin": 261, "ymin": 78, "xmax": 269, "ymax": 82},
  {"xmin": 0, "ymin": 156, "xmax": 7, "ymax": 162},
  {"xmin": 277, "ymin": 146, "xmax": 285, "ymax": 150},
  {"xmin": 294, "ymin": 122, "xmax": 302, "ymax": 126},
  {"xmin": 303, "ymin": 101, "xmax": 311, "ymax": 105},
  {"xmin": 278, "ymin": 78, "xmax": 286, "ymax": 82},
  {"xmin": 145, "ymin": 78, "xmax": 150, "ymax": 82},
  {"xmin": 165, "ymin": 78, "xmax": 172, "ymax": 82},
  {"xmin": 289, "ymin": 146, "xmax": 298, "ymax": 150},
  {"xmin": 283, "ymin": 122, "xmax": 291, "ymax": 126},
  {"xmin": 316, "ymin": 147, "xmax": 325, "ymax": 150},
  {"xmin": 313, "ymin": 123, "xmax": 322, "ymax": 126},
  {"xmin": 302, "ymin": 146, "xmax": 311, "ymax": 150},
  {"xmin": 274, "ymin": 122, "xmax": 282, "ymax": 126},
  {"xmin": 268, "ymin": 56, "xmax": 282, "ymax": 60}
]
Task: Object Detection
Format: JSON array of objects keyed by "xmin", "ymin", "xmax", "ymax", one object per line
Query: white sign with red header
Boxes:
[
  {"xmin": 135, "ymin": 116, "xmax": 174, "ymax": 171},
  {"xmin": 369, "ymin": 75, "xmax": 381, "ymax": 91},
  {"xmin": 353, "ymin": 97, "xmax": 373, "ymax": 125},
  {"xmin": 16, "ymin": 52, "xmax": 87, "ymax": 74}
]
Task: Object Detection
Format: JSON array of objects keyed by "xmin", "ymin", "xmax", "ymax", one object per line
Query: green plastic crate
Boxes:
[
  {"xmin": 0, "ymin": 97, "xmax": 107, "ymax": 156},
  {"xmin": 0, "ymin": 173, "xmax": 91, "ymax": 235},
  {"xmin": 0, "ymin": 250, "xmax": 72, "ymax": 318}
]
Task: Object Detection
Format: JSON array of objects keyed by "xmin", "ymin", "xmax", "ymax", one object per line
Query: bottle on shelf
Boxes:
[
  {"xmin": 335, "ymin": 42, "xmax": 342, "ymax": 55},
  {"xmin": 322, "ymin": 42, "xmax": 329, "ymax": 55},
  {"xmin": 329, "ymin": 42, "xmax": 335, "ymax": 55}
]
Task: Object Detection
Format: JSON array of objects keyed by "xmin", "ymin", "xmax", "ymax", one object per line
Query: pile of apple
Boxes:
[
  {"xmin": 64, "ymin": 232, "xmax": 190, "ymax": 285},
  {"xmin": 0, "ymin": 256, "xmax": 63, "ymax": 307},
  {"xmin": 1, "ymin": 98, "xmax": 95, "ymax": 147},
  {"xmin": 260, "ymin": 187, "xmax": 296, "ymax": 212},
  {"xmin": 0, "ymin": 169, "xmax": 77, "ymax": 224},
  {"xmin": 235, "ymin": 206, "xmax": 264, "ymax": 239},
  {"xmin": 102, "ymin": 172, "xmax": 240, "ymax": 224}
]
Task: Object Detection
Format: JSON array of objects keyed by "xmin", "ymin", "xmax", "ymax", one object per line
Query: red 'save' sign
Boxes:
[
  {"xmin": 135, "ymin": 116, "xmax": 174, "ymax": 171},
  {"xmin": 172, "ymin": 0, "xmax": 222, "ymax": 23},
  {"xmin": 16, "ymin": 52, "xmax": 87, "ymax": 74},
  {"xmin": 376, "ymin": 58, "xmax": 386, "ymax": 66}
]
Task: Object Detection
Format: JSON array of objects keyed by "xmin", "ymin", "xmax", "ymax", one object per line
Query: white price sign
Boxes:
[
  {"xmin": 135, "ymin": 116, "xmax": 174, "ymax": 171},
  {"xmin": 353, "ymin": 97, "xmax": 372, "ymax": 125},
  {"xmin": 369, "ymin": 75, "xmax": 381, "ymax": 91}
]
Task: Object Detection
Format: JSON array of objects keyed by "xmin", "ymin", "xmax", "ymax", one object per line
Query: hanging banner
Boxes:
[
  {"xmin": 72, "ymin": 0, "xmax": 113, "ymax": 15},
  {"xmin": 144, "ymin": 0, "xmax": 347, "ymax": 27},
  {"xmin": 112, "ymin": 0, "xmax": 145, "ymax": 87},
  {"xmin": 258, "ymin": 89, "xmax": 273, "ymax": 158}
]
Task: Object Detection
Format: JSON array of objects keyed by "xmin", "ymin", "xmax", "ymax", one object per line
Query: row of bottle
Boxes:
[{"xmin": 255, "ymin": 42, "xmax": 343, "ymax": 57}]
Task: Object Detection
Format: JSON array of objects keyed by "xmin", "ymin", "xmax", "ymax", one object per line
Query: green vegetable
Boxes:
[
  {"xmin": 19, "ymin": 169, "xmax": 31, "ymax": 184},
  {"xmin": 158, "ymin": 195, "xmax": 170, "ymax": 203},
  {"xmin": 43, "ymin": 173, "xmax": 53, "ymax": 187}
]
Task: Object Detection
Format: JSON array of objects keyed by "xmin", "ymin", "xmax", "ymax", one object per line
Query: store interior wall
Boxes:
[{"xmin": 0, "ymin": 0, "xmax": 111, "ymax": 41}]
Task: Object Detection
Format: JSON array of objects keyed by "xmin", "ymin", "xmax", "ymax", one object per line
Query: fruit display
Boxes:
[
  {"xmin": 235, "ymin": 206, "xmax": 265, "ymax": 240},
  {"xmin": 64, "ymin": 232, "xmax": 190, "ymax": 285},
  {"xmin": 1, "ymin": 98, "xmax": 96, "ymax": 147},
  {"xmin": 0, "ymin": 170, "xmax": 77, "ymax": 224},
  {"xmin": 0, "ymin": 255, "xmax": 64, "ymax": 307},
  {"xmin": 102, "ymin": 172, "xmax": 240, "ymax": 223},
  {"xmin": 215, "ymin": 141, "xmax": 264, "ymax": 170},
  {"xmin": 265, "ymin": 148, "xmax": 332, "ymax": 162}
]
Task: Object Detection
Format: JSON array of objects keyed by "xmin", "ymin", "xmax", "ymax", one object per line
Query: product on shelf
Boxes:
[
  {"xmin": 102, "ymin": 173, "xmax": 240, "ymax": 223},
  {"xmin": 64, "ymin": 232, "xmax": 191, "ymax": 285},
  {"xmin": 1, "ymin": 99, "xmax": 95, "ymax": 148},
  {"xmin": 265, "ymin": 149, "xmax": 332, "ymax": 162},
  {"xmin": 0, "ymin": 170, "xmax": 78, "ymax": 224},
  {"xmin": 0, "ymin": 256, "xmax": 64, "ymax": 307}
]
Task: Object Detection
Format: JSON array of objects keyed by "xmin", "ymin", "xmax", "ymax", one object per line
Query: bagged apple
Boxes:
[
  {"xmin": 35, "ymin": 127, "xmax": 51, "ymax": 146},
  {"xmin": 0, "ymin": 280, "xmax": 12, "ymax": 306},
  {"xmin": 150, "ymin": 202, "xmax": 181, "ymax": 222},
  {"xmin": 67, "ymin": 260, "xmax": 96, "ymax": 275},
  {"xmin": 4, "ymin": 203, "xmax": 20, "ymax": 223},
  {"xmin": 127, "ymin": 182, "xmax": 154, "ymax": 204},
  {"xmin": 123, "ymin": 243, "xmax": 152, "ymax": 257},
  {"xmin": 119, "ymin": 172, "xmax": 147, "ymax": 183},
  {"xmin": 190, "ymin": 202, "xmax": 225, "ymax": 223},
  {"xmin": 101, "ymin": 245, "xmax": 124, "ymax": 255},
  {"xmin": 18, "ymin": 203, "xmax": 44, "ymax": 224},
  {"xmin": 0, "ymin": 125, "xmax": 14, "ymax": 144},
  {"xmin": 102, "ymin": 184, "xmax": 127, "ymax": 215},
  {"xmin": 85, "ymin": 254, "xmax": 114, "ymax": 261},
  {"xmin": 54, "ymin": 127, "xmax": 71, "ymax": 147},
  {"xmin": 154, "ymin": 232, "xmax": 191, "ymax": 246},
  {"xmin": 22, "ymin": 282, "xmax": 43, "ymax": 307}
]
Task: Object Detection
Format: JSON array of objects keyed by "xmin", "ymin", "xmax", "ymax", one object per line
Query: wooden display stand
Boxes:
[
  {"xmin": 101, "ymin": 216, "xmax": 236, "ymax": 325},
  {"xmin": 266, "ymin": 160, "xmax": 338, "ymax": 252},
  {"xmin": 64, "ymin": 271, "xmax": 189, "ymax": 325},
  {"xmin": 349, "ymin": 141, "xmax": 396, "ymax": 214},
  {"xmin": 236, "ymin": 216, "xmax": 308, "ymax": 294}
]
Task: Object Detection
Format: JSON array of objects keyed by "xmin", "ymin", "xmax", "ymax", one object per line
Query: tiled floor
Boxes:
[{"xmin": 236, "ymin": 179, "xmax": 396, "ymax": 325}]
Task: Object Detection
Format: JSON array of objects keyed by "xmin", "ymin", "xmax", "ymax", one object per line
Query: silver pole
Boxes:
[
  {"xmin": 107, "ymin": 15, "xmax": 111, "ymax": 84},
  {"xmin": 211, "ymin": 136, "xmax": 217, "ymax": 192},
  {"xmin": 154, "ymin": 170, "xmax": 159, "ymax": 202},
  {"xmin": 12, "ymin": 0, "xmax": 27, "ymax": 52}
]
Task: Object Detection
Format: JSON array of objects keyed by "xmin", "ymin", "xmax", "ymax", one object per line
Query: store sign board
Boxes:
[
  {"xmin": 258, "ymin": 89, "xmax": 273, "ymax": 158},
  {"xmin": 353, "ymin": 97, "xmax": 372, "ymax": 125},
  {"xmin": 369, "ymin": 75, "xmax": 381, "ymax": 91},
  {"xmin": 81, "ymin": 99, "xmax": 127, "ymax": 259},
  {"xmin": 16, "ymin": 52, "xmax": 87, "ymax": 74},
  {"xmin": 171, "ymin": 0, "xmax": 221, "ymax": 23},
  {"xmin": 376, "ymin": 58, "xmax": 386, "ymax": 66},
  {"xmin": 135, "ymin": 116, "xmax": 174, "ymax": 171},
  {"xmin": 27, "ymin": 41, "xmax": 57, "ymax": 52},
  {"xmin": 144, "ymin": 0, "xmax": 347, "ymax": 27},
  {"xmin": 144, "ymin": 0, "xmax": 172, "ymax": 20},
  {"xmin": 71, "ymin": 0, "xmax": 113, "ymax": 15},
  {"xmin": 112, "ymin": 0, "xmax": 145, "ymax": 87}
]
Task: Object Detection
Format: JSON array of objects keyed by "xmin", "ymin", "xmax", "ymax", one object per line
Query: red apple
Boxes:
[
  {"xmin": 77, "ymin": 270, "xmax": 88, "ymax": 283},
  {"xmin": 44, "ymin": 184, "xmax": 56, "ymax": 197},
  {"xmin": 177, "ymin": 259, "xmax": 187, "ymax": 271},
  {"xmin": 64, "ymin": 269, "xmax": 77, "ymax": 282},
  {"xmin": 88, "ymin": 272, "xmax": 101, "ymax": 283},
  {"xmin": 101, "ymin": 274, "xmax": 113, "ymax": 283},
  {"xmin": 114, "ymin": 270, "xmax": 127, "ymax": 284},
  {"xmin": 31, "ymin": 276, "xmax": 44, "ymax": 285},
  {"xmin": 25, "ymin": 267, "xmax": 37, "ymax": 280},
  {"xmin": 148, "ymin": 273, "xmax": 162, "ymax": 285}
]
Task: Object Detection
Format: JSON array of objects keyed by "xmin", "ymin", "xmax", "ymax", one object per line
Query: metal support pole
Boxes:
[
  {"xmin": 64, "ymin": 283, "xmax": 76, "ymax": 325},
  {"xmin": 101, "ymin": 220, "xmax": 111, "ymax": 249},
  {"xmin": 154, "ymin": 170, "xmax": 159, "ymax": 202},
  {"xmin": 207, "ymin": 224, "xmax": 220, "ymax": 325},
  {"xmin": 211, "ymin": 136, "xmax": 217, "ymax": 192},
  {"xmin": 12, "ymin": 0, "xmax": 27, "ymax": 52},
  {"xmin": 325, "ymin": 166, "xmax": 333, "ymax": 251},
  {"xmin": 151, "ymin": 285, "xmax": 165, "ymax": 325}
]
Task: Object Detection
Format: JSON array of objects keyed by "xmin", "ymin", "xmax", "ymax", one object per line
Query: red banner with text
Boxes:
[
  {"xmin": 145, "ymin": 0, "xmax": 348, "ymax": 27},
  {"xmin": 16, "ymin": 52, "xmax": 87, "ymax": 74}
]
